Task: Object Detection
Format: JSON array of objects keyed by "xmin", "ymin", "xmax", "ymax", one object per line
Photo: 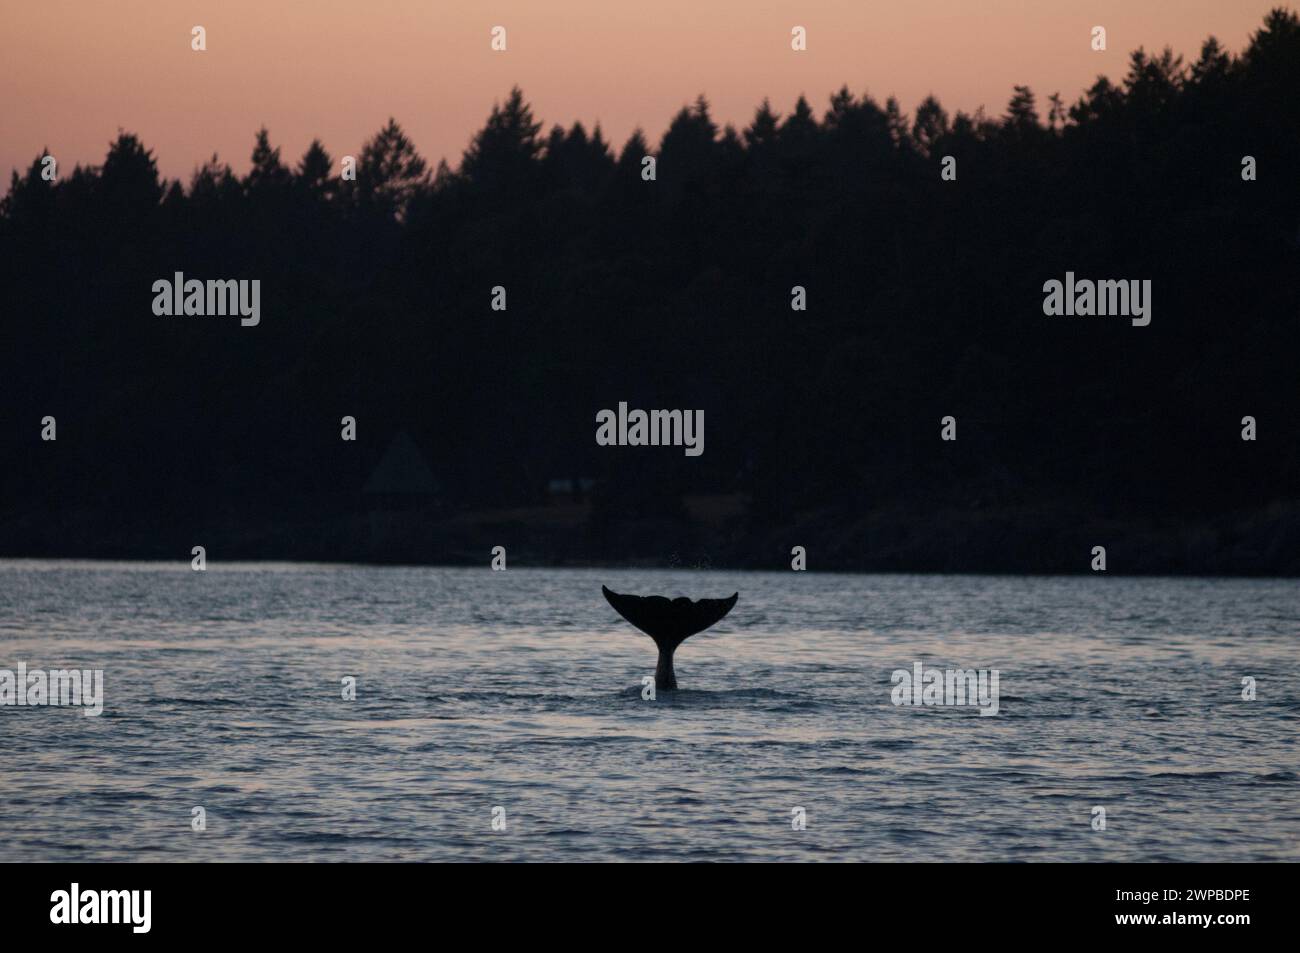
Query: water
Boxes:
[{"xmin": 1, "ymin": 561, "xmax": 1296, "ymax": 862}]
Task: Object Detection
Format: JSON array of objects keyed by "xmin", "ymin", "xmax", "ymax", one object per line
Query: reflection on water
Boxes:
[{"xmin": 1, "ymin": 561, "xmax": 1296, "ymax": 861}]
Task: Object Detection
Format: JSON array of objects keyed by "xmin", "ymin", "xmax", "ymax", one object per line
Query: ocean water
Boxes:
[{"xmin": 1, "ymin": 560, "xmax": 1296, "ymax": 862}]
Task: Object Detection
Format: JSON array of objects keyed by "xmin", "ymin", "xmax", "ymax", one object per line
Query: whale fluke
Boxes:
[{"xmin": 602, "ymin": 585, "xmax": 738, "ymax": 690}]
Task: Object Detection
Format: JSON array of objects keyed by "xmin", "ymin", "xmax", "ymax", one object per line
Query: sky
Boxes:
[{"xmin": 1, "ymin": 0, "xmax": 1286, "ymax": 184}]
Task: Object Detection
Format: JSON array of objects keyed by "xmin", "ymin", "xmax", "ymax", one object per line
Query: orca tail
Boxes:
[{"xmin": 602, "ymin": 585, "xmax": 738, "ymax": 690}]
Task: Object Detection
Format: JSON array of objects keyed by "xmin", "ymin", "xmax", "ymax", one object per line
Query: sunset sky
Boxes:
[{"xmin": 1, "ymin": 0, "xmax": 1285, "ymax": 183}]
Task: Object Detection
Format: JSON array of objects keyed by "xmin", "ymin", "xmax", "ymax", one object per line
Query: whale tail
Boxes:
[{"xmin": 602, "ymin": 585, "xmax": 738, "ymax": 690}]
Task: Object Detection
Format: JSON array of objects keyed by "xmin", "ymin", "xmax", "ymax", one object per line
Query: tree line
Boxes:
[{"xmin": 2, "ymin": 10, "xmax": 1298, "ymax": 571}]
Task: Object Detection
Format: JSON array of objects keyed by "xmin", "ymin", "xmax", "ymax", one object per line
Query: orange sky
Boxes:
[{"xmin": 1, "ymin": 0, "xmax": 1285, "ymax": 184}]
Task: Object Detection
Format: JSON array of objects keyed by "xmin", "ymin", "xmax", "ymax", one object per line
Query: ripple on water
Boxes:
[{"xmin": 2, "ymin": 564, "xmax": 1297, "ymax": 861}]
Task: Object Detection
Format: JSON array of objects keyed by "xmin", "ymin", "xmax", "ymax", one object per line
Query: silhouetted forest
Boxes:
[{"xmin": 3, "ymin": 11, "xmax": 1299, "ymax": 572}]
